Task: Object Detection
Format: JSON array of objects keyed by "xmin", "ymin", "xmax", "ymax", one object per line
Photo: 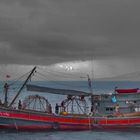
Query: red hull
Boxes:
[
  {"xmin": 0, "ymin": 109, "xmax": 93, "ymax": 131},
  {"xmin": 1, "ymin": 109, "xmax": 140, "ymax": 131}
]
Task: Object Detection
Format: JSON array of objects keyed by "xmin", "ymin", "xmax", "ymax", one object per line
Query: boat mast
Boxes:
[
  {"xmin": 87, "ymin": 74, "xmax": 93, "ymax": 94},
  {"xmin": 3, "ymin": 83, "xmax": 9, "ymax": 107},
  {"xmin": 87, "ymin": 58, "xmax": 94, "ymax": 94},
  {"xmin": 8, "ymin": 66, "xmax": 37, "ymax": 107},
  {"xmin": 89, "ymin": 58, "xmax": 94, "ymax": 113}
]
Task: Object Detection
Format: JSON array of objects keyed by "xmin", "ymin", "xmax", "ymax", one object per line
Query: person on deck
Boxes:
[
  {"xmin": 0, "ymin": 99, "xmax": 3, "ymax": 106},
  {"xmin": 115, "ymin": 104, "xmax": 120, "ymax": 113},
  {"xmin": 48, "ymin": 104, "xmax": 52, "ymax": 114},
  {"xmin": 55, "ymin": 103, "xmax": 59, "ymax": 114},
  {"xmin": 114, "ymin": 104, "xmax": 123, "ymax": 117},
  {"xmin": 61, "ymin": 101, "xmax": 66, "ymax": 112},
  {"xmin": 18, "ymin": 100, "xmax": 22, "ymax": 109}
]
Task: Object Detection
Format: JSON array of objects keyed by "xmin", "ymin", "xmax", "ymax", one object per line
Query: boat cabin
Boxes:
[{"xmin": 91, "ymin": 88, "xmax": 140, "ymax": 116}]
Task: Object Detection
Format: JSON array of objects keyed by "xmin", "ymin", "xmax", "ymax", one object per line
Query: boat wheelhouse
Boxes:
[{"xmin": 91, "ymin": 88, "xmax": 140, "ymax": 116}]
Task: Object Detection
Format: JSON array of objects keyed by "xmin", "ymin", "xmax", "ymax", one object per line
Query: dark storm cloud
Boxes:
[{"xmin": 0, "ymin": 0, "xmax": 140, "ymax": 65}]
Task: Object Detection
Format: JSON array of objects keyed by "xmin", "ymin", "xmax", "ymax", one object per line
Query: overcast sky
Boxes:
[{"xmin": 0, "ymin": 0, "xmax": 140, "ymax": 80}]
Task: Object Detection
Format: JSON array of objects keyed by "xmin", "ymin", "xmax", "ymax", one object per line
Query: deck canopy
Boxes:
[
  {"xmin": 115, "ymin": 88, "xmax": 139, "ymax": 94},
  {"xmin": 26, "ymin": 84, "xmax": 92, "ymax": 96}
]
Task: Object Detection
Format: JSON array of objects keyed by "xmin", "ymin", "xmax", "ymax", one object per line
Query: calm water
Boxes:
[
  {"xmin": 0, "ymin": 131, "xmax": 140, "ymax": 140},
  {"xmin": 1, "ymin": 81, "xmax": 140, "ymax": 139}
]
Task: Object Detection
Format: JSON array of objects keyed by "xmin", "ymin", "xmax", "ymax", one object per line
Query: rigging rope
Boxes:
[
  {"xmin": 37, "ymin": 66, "xmax": 86, "ymax": 78},
  {"xmin": 8, "ymin": 71, "xmax": 31, "ymax": 86},
  {"xmin": 35, "ymin": 72, "xmax": 89, "ymax": 89}
]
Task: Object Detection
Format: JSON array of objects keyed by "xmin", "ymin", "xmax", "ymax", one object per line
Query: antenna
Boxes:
[{"xmin": 88, "ymin": 57, "xmax": 94, "ymax": 95}]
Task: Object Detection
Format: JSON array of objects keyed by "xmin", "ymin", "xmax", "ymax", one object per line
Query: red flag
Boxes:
[{"xmin": 6, "ymin": 75, "xmax": 11, "ymax": 78}]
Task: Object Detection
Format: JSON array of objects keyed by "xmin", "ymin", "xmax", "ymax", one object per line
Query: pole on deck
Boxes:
[{"xmin": 4, "ymin": 83, "xmax": 9, "ymax": 107}]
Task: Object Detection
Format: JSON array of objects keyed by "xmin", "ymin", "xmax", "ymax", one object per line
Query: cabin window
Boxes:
[
  {"xmin": 106, "ymin": 107, "xmax": 114, "ymax": 112},
  {"xmin": 126, "ymin": 100, "xmax": 137, "ymax": 105},
  {"xmin": 106, "ymin": 108, "xmax": 109, "ymax": 111},
  {"xmin": 110, "ymin": 108, "xmax": 113, "ymax": 111},
  {"xmin": 135, "ymin": 107, "xmax": 140, "ymax": 112},
  {"xmin": 104, "ymin": 95, "xmax": 109, "ymax": 99}
]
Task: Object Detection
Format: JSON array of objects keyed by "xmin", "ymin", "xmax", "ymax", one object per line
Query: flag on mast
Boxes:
[{"xmin": 87, "ymin": 74, "xmax": 92, "ymax": 88}]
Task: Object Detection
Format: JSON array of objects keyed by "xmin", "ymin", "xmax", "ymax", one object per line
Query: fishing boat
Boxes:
[
  {"xmin": 0, "ymin": 67, "xmax": 93, "ymax": 131},
  {"xmin": 1, "ymin": 67, "xmax": 140, "ymax": 131}
]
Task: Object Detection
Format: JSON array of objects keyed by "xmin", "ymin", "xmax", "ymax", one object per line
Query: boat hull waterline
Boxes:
[{"xmin": 1, "ymin": 109, "xmax": 140, "ymax": 131}]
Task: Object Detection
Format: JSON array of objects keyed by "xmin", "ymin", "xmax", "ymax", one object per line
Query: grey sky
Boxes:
[{"xmin": 0, "ymin": 0, "xmax": 140, "ymax": 80}]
